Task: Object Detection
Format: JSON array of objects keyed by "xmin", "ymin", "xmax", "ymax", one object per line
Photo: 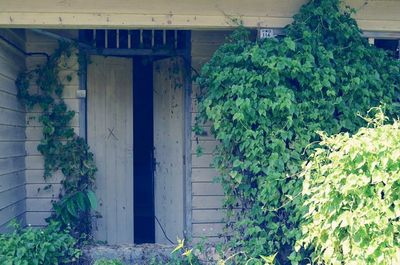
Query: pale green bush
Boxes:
[{"xmin": 299, "ymin": 110, "xmax": 400, "ymax": 264}]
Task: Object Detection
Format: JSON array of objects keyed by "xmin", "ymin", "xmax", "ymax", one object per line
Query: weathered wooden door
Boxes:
[
  {"xmin": 87, "ymin": 56, "xmax": 134, "ymax": 244},
  {"xmin": 153, "ymin": 57, "xmax": 185, "ymax": 244}
]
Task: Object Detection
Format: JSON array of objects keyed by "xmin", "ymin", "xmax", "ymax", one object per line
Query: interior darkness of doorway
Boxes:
[
  {"xmin": 374, "ymin": 39, "xmax": 400, "ymax": 59},
  {"xmin": 133, "ymin": 57, "xmax": 155, "ymax": 243}
]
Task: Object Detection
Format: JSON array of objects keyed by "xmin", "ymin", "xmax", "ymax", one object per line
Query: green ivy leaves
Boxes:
[
  {"xmin": 195, "ymin": 0, "xmax": 400, "ymax": 263},
  {"xmin": 0, "ymin": 221, "xmax": 81, "ymax": 264},
  {"xmin": 16, "ymin": 43, "xmax": 97, "ymax": 238}
]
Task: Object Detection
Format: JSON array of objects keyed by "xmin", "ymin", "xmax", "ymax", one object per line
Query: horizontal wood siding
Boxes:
[
  {"xmin": 24, "ymin": 30, "xmax": 80, "ymax": 226},
  {"xmin": 190, "ymin": 31, "xmax": 232, "ymax": 240},
  {"xmin": 0, "ymin": 29, "xmax": 27, "ymax": 232},
  {"xmin": 0, "ymin": 1, "xmax": 399, "ymax": 31}
]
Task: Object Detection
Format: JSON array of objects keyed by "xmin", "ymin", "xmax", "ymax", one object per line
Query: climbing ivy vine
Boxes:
[
  {"xmin": 195, "ymin": 0, "xmax": 400, "ymax": 263},
  {"xmin": 16, "ymin": 42, "xmax": 97, "ymax": 238}
]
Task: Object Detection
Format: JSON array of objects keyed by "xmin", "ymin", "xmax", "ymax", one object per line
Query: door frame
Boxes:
[{"xmin": 78, "ymin": 30, "xmax": 193, "ymax": 240}]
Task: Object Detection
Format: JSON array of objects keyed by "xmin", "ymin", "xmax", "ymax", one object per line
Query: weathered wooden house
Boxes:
[{"xmin": 0, "ymin": 0, "xmax": 399, "ymax": 245}]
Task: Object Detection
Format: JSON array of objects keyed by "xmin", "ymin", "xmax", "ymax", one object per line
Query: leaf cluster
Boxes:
[
  {"xmin": 195, "ymin": 0, "xmax": 400, "ymax": 263},
  {"xmin": 16, "ymin": 42, "xmax": 97, "ymax": 238},
  {"xmin": 299, "ymin": 111, "xmax": 400, "ymax": 264},
  {"xmin": 0, "ymin": 221, "xmax": 81, "ymax": 265}
]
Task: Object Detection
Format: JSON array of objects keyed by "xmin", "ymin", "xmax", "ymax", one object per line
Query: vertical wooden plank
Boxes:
[
  {"xmin": 183, "ymin": 31, "xmax": 193, "ymax": 239},
  {"xmin": 153, "ymin": 57, "xmax": 185, "ymax": 244},
  {"xmin": 87, "ymin": 55, "xmax": 134, "ymax": 244}
]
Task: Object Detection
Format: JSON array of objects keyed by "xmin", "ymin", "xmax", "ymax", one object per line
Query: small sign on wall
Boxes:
[
  {"xmin": 258, "ymin": 28, "xmax": 275, "ymax": 39},
  {"xmin": 76, "ymin": 90, "xmax": 87, "ymax": 98}
]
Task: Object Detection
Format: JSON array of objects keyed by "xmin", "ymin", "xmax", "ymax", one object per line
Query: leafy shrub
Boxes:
[
  {"xmin": 94, "ymin": 259, "xmax": 125, "ymax": 265},
  {"xmin": 0, "ymin": 221, "xmax": 81, "ymax": 264},
  {"xmin": 195, "ymin": 0, "xmax": 400, "ymax": 263},
  {"xmin": 299, "ymin": 110, "xmax": 400, "ymax": 264}
]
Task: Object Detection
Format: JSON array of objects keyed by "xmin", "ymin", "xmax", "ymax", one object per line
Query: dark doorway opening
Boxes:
[
  {"xmin": 374, "ymin": 39, "xmax": 400, "ymax": 59},
  {"xmin": 133, "ymin": 57, "xmax": 155, "ymax": 243}
]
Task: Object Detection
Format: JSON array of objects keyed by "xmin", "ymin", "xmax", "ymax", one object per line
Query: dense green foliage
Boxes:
[
  {"xmin": 299, "ymin": 110, "xmax": 400, "ymax": 264},
  {"xmin": 16, "ymin": 43, "xmax": 97, "ymax": 237},
  {"xmin": 195, "ymin": 0, "xmax": 400, "ymax": 263},
  {"xmin": 0, "ymin": 221, "xmax": 80, "ymax": 265}
]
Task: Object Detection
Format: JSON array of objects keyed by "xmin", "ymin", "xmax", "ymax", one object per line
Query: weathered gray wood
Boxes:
[
  {"xmin": 88, "ymin": 55, "xmax": 134, "ymax": 244},
  {"xmin": 0, "ymin": 200, "xmax": 26, "ymax": 228},
  {"xmin": 0, "ymin": 29, "xmax": 25, "ymax": 51},
  {"xmin": 26, "ymin": 183, "xmax": 62, "ymax": 199},
  {"xmin": 183, "ymin": 35, "xmax": 193, "ymax": 240},
  {"xmin": 0, "ymin": 89, "xmax": 25, "ymax": 112},
  {"xmin": 0, "ymin": 43, "xmax": 25, "ymax": 70},
  {"xmin": 191, "ymin": 31, "xmax": 232, "ymax": 43},
  {"xmin": 191, "ymin": 154, "xmax": 213, "ymax": 168},
  {"xmin": 0, "ymin": 73, "xmax": 20, "ymax": 96},
  {"xmin": 191, "ymin": 43, "xmax": 222, "ymax": 58},
  {"xmin": 0, "ymin": 124, "xmax": 26, "ymax": 141},
  {"xmin": 188, "ymin": 31, "xmax": 231, "ymax": 239},
  {"xmin": 192, "ymin": 168, "xmax": 219, "ymax": 182},
  {"xmin": 192, "ymin": 195, "xmax": 224, "ymax": 209},
  {"xmin": 26, "ymin": 198, "xmax": 53, "ymax": 212},
  {"xmin": 0, "ymin": 57, "xmax": 21, "ymax": 80},
  {"xmin": 192, "ymin": 236, "xmax": 223, "ymax": 244},
  {"xmin": 154, "ymin": 57, "xmax": 185, "ymax": 244},
  {"xmin": 25, "ymin": 169, "xmax": 64, "ymax": 184},
  {"xmin": 0, "ymin": 156, "xmax": 25, "ymax": 176},
  {"xmin": 25, "ymin": 211, "xmax": 51, "ymax": 226},
  {"xmin": 25, "ymin": 155, "xmax": 44, "ymax": 170},
  {"xmin": 0, "ymin": 107, "xmax": 25, "ymax": 126},
  {"xmin": 192, "ymin": 209, "xmax": 226, "ymax": 223},
  {"xmin": 0, "ymin": 169, "xmax": 25, "ymax": 193},
  {"xmin": 192, "ymin": 223, "xmax": 225, "ymax": 237},
  {"xmin": 0, "ymin": 185, "xmax": 25, "ymax": 210},
  {"xmin": 192, "ymin": 182, "xmax": 223, "ymax": 196},
  {"xmin": 0, "ymin": 141, "xmax": 26, "ymax": 158}
]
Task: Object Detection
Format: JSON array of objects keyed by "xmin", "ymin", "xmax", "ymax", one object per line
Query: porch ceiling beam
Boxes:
[
  {"xmin": 86, "ymin": 48, "xmax": 187, "ymax": 57},
  {"xmin": 0, "ymin": 0, "xmax": 399, "ymax": 32}
]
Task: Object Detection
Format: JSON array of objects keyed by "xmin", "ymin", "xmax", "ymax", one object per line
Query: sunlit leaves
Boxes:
[{"xmin": 300, "ymin": 113, "xmax": 400, "ymax": 264}]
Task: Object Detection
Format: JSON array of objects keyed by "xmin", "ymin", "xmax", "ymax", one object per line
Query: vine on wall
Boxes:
[
  {"xmin": 195, "ymin": 0, "xmax": 400, "ymax": 263},
  {"xmin": 16, "ymin": 42, "xmax": 97, "ymax": 238}
]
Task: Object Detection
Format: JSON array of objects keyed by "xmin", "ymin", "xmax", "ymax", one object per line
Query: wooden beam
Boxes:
[
  {"xmin": 86, "ymin": 48, "xmax": 186, "ymax": 57},
  {"xmin": 0, "ymin": 0, "xmax": 399, "ymax": 31}
]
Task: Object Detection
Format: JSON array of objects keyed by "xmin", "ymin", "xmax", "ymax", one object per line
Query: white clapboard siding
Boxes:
[
  {"xmin": 88, "ymin": 55, "xmax": 134, "ymax": 244},
  {"xmin": 0, "ymin": 29, "xmax": 27, "ymax": 232},
  {"xmin": 190, "ymin": 31, "xmax": 232, "ymax": 240},
  {"xmin": 24, "ymin": 29, "xmax": 81, "ymax": 227},
  {"xmin": 153, "ymin": 57, "xmax": 185, "ymax": 244}
]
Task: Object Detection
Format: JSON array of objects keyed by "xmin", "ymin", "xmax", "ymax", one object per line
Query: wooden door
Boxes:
[
  {"xmin": 87, "ymin": 56, "xmax": 134, "ymax": 244},
  {"xmin": 153, "ymin": 57, "xmax": 185, "ymax": 244}
]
